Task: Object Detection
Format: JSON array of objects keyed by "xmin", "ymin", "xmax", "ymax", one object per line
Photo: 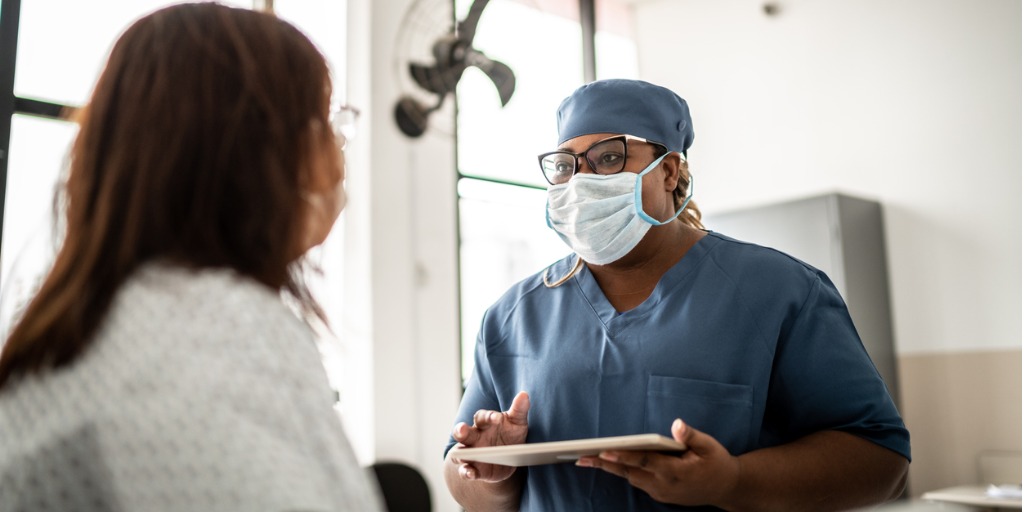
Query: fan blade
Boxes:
[
  {"xmin": 457, "ymin": 0, "xmax": 491, "ymax": 45},
  {"xmin": 466, "ymin": 52, "xmax": 516, "ymax": 106},
  {"xmin": 410, "ymin": 61, "xmax": 468, "ymax": 96},
  {"xmin": 482, "ymin": 59, "xmax": 515, "ymax": 106},
  {"xmin": 409, "ymin": 62, "xmax": 448, "ymax": 96}
]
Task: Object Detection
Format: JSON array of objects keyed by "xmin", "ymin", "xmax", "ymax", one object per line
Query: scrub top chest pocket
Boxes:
[{"xmin": 645, "ymin": 375, "xmax": 753, "ymax": 454}]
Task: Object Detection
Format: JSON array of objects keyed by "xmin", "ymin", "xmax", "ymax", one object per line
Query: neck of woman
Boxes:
[{"xmin": 588, "ymin": 222, "xmax": 704, "ymax": 312}]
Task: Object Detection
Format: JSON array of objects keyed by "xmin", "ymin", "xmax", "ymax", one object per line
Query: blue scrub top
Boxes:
[{"xmin": 446, "ymin": 232, "xmax": 910, "ymax": 512}]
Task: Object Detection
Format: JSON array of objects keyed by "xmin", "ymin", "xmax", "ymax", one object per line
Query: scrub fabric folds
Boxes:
[{"xmin": 445, "ymin": 231, "xmax": 910, "ymax": 512}]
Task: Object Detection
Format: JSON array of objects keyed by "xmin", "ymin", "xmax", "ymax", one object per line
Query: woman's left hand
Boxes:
[{"xmin": 575, "ymin": 419, "xmax": 741, "ymax": 507}]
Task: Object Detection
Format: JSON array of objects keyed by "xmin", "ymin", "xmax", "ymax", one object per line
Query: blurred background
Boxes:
[{"xmin": 0, "ymin": 1, "xmax": 1019, "ymax": 510}]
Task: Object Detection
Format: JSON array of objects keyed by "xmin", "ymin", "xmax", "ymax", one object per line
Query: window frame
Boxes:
[
  {"xmin": 0, "ymin": 0, "xmax": 84, "ymax": 269},
  {"xmin": 452, "ymin": 0, "xmax": 599, "ymax": 383}
]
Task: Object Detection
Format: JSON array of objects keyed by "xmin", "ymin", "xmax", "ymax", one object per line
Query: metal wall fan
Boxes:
[{"xmin": 393, "ymin": 0, "xmax": 516, "ymax": 138}]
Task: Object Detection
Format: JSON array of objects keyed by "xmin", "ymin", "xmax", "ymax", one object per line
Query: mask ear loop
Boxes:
[
  {"xmin": 543, "ymin": 255, "xmax": 583, "ymax": 288},
  {"xmin": 634, "ymin": 153, "xmax": 693, "ymax": 226}
]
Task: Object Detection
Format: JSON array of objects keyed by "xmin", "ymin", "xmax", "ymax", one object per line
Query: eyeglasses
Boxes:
[
  {"xmin": 330, "ymin": 104, "xmax": 360, "ymax": 149},
  {"xmin": 537, "ymin": 134, "xmax": 667, "ymax": 186}
]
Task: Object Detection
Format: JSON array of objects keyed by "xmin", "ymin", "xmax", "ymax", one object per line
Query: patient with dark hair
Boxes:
[{"xmin": 0, "ymin": 3, "xmax": 381, "ymax": 510}]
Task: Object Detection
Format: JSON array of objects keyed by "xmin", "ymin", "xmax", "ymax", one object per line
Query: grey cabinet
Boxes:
[{"xmin": 704, "ymin": 193, "xmax": 900, "ymax": 408}]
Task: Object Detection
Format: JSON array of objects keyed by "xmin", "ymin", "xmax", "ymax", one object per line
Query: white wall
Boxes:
[
  {"xmin": 345, "ymin": 1, "xmax": 463, "ymax": 510},
  {"xmin": 625, "ymin": 0, "xmax": 1022, "ymax": 495},
  {"xmin": 630, "ymin": 0, "xmax": 1021, "ymax": 355}
]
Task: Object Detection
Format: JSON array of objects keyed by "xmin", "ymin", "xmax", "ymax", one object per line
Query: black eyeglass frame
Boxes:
[{"xmin": 537, "ymin": 134, "xmax": 668, "ymax": 186}]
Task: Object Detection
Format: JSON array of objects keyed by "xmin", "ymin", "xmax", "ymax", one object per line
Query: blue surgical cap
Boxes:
[{"xmin": 556, "ymin": 79, "xmax": 694, "ymax": 156}]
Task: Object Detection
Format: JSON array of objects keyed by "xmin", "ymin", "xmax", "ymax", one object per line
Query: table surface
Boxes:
[{"xmin": 922, "ymin": 485, "xmax": 1023, "ymax": 508}]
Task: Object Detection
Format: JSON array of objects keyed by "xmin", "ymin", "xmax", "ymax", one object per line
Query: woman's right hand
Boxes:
[{"xmin": 449, "ymin": 391, "xmax": 530, "ymax": 482}]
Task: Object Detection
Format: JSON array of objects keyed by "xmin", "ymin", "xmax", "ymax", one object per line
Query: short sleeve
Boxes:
[
  {"xmin": 766, "ymin": 273, "xmax": 910, "ymax": 460},
  {"xmin": 443, "ymin": 318, "xmax": 503, "ymax": 458}
]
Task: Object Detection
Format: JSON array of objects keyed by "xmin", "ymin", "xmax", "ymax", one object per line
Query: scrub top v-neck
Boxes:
[
  {"xmin": 574, "ymin": 232, "xmax": 709, "ymax": 326},
  {"xmin": 446, "ymin": 231, "xmax": 909, "ymax": 512}
]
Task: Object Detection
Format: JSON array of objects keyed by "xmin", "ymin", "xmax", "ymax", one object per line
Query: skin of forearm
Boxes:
[
  {"xmin": 443, "ymin": 454, "xmax": 525, "ymax": 512},
  {"xmin": 716, "ymin": 431, "xmax": 909, "ymax": 512}
]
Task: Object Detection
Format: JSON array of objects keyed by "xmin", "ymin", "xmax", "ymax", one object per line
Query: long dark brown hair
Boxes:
[{"xmin": 0, "ymin": 3, "xmax": 334, "ymax": 388}]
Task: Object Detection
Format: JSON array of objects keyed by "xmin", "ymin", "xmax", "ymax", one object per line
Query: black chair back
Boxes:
[{"xmin": 370, "ymin": 461, "xmax": 431, "ymax": 512}]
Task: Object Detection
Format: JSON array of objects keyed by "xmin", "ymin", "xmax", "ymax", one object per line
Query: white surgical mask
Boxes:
[{"xmin": 545, "ymin": 153, "xmax": 692, "ymax": 265}]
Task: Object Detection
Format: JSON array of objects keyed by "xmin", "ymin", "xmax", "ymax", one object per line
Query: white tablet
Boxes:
[{"xmin": 449, "ymin": 433, "xmax": 686, "ymax": 467}]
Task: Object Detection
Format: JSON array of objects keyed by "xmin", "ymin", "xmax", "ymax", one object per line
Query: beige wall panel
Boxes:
[{"xmin": 899, "ymin": 349, "xmax": 1021, "ymax": 496}]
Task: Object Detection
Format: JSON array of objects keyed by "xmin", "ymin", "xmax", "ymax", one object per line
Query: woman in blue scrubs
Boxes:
[{"xmin": 443, "ymin": 79, "xmax": 910, "ymax": 511}]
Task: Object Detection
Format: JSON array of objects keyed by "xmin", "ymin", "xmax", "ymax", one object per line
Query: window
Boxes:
[
  {"xmin": 272, "ymin": 0, "xmax": 353, "ymax": 415},
  {"xmin": 0, "ymin": 0, "xmax": 351, "ymax": 351},
  {"xmin": 12, "ymin": 0, "xmax": 248, "ymax": 106},
  {"xmin": 455, "ymin": 0, "xmax": 638, "ymax": 382},
  {"xmin": 0, "ymin": 115, "xmax": 74, "ymax": 332},
  {"xmin": 1, "ymin": 0, "xmax": 248, "ymax": 334}
]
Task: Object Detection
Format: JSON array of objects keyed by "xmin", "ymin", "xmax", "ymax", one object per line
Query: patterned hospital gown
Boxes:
[{"xmin": 0, "ymin": 263, "xmax": 383, "ymax": 512}]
